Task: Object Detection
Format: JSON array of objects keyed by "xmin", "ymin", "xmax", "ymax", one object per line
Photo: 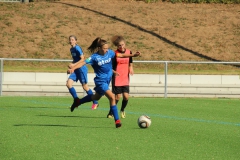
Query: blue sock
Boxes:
[
  {"xmin": 80, "ymin": 94, "xmax": 92, "ymax": 104},
  {"xmin": 69, "ymin": 87, "xmax": 78, "ymax": 98},
  {"xmin": 86, "ymin": 89, "xmax": 93, "ymax": 95},
  {"xmin": 86, "ymin": 89, "xmax": 98, "ymax": 104},
  {"xmin": 110, "ymin": 105, "xmax": 119, "ymax": 121}
]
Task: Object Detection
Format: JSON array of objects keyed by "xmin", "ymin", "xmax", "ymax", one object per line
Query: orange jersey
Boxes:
[{"xmin": 114, "ymin": 49, "xmax": 131, "ymax": 86}]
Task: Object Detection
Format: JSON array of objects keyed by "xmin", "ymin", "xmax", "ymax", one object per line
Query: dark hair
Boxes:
[
  {"xmin": 111, "ymin": 35, "xmax": 125, "ymax": 46},
  {"xmin": 88, "ymin": 37, "xmax": 107, "ymax": 53},
  {"xmin": 69, "ymin": 35, "xmax": 77, "ymax": 41}
]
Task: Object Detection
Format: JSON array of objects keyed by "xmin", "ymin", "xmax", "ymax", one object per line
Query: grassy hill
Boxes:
[{"xmin": 0, "ymin": 0, "xmax": 239, "ymax": 74}]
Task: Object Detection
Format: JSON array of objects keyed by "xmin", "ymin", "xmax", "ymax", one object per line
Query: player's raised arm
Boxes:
[{"xmin": 117, "ymin": 51, "xmax": 141, "ymax": 58}]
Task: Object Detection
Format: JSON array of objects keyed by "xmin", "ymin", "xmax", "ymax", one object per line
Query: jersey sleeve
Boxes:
[
  {"xmin": 85, "ymin": 55, "xmax": 94, "ymax": 65},
  {"xmin": 76, "ymin": 45, "xmax": 84, "ymax": 56}
]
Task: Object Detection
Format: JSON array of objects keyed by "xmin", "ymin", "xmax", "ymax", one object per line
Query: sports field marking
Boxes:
[{"xmin": 126, "ymin": 111, "xmax": 240, "ymax": 127}]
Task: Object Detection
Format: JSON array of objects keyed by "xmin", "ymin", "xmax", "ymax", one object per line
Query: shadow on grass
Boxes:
[
  {"xmin": 56, "ymin": 1, "xmax": 240, "ymax": 68},
  {"xmin": 13, "ymin": 124, "xmax": 113, "ymax": 128},
  {"xmin": 24, "ymin": 107, "xmax": 63, "ymax": 109},
  {"xmin": 37, "ymin": 114, "xmax": 106, "ymax": 118},
  {"xmin": 14, "ymin": 124, "xmax": 78, "ymax": 127},
  {"xmin": 0, "ymin": 106, "xmax": 63, "ymax": 110}
]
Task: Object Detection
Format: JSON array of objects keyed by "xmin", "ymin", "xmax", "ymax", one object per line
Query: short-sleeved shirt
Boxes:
[
  {"xmin": 112, "ymin": 49, "xmax": 133, "ymax": 87},
  {"xmin": 85, "ymin": 49, "xmax": 115, "ymax": 95},
  {"xmin": 85, "ymin": 49, "xmax": 115, "ymax": 82},
  {"xmin": 70, "ymin": 45, "xmax": 87, "ymax": 73}
]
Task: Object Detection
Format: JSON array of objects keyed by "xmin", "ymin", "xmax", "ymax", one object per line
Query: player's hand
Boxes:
[
  {"xmin": 68, "ymin": 63, "xmax": 74, "ymax": 69},
  {"xmin": 114, "ymin": 71, "xmax": 120, "ymax": 76},
  {"xmin": 68, "ymin": 69, "xmax": 74, "ymax": 74},
  {"xmin": 133, "ymin": 51, "xmax": 141, "ymax": 57}
]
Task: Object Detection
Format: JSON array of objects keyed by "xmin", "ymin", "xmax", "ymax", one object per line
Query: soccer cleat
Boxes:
[
  {"xmin": 120, "ymin": 111, "xmax": 126, "ymax": 118},
  {"xmin": 115, "ymin": 120, "xmax": 122, "ymax": 128},
  {"xmin": 70, "ymin": 98, "xmax": 80, "ymax": 112},
  {"xmin": 91, "ymin": 103, "xmax": 99, "ymax": 110},
  {"xmin": 107, "ymin": 114, "xmax": 114, "ymax": 119}
]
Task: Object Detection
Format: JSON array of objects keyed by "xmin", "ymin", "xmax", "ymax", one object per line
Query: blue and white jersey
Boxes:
[
  {"xmin": 85, "ymin": 49, "xmax": 115, "ymax": 83},
  {"xmin": 70, "ymin": 45, "xmax": 87, "ymax": 73}
]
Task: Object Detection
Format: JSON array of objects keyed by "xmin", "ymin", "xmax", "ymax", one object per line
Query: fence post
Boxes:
[{"xmin": 164, "ymin": 61, "xmax": 168, "ymax": 98}]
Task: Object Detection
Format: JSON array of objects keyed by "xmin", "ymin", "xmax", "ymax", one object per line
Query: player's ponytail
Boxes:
[{"xmin": 88, "ymin": 37, "xmax": 107, "ymax": 54}]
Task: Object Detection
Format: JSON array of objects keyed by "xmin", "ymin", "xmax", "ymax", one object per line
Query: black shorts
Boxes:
[{"xmin": 112, "ymin": 85, "xmax": 129, "ymax": 94}]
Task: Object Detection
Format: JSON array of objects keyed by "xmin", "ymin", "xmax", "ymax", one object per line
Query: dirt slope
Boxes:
[{"xmin": 0, "ymin": 1, "xmax": 239, "ymax": 72}]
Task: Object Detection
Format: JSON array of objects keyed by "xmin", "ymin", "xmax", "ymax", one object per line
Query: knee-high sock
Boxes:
[
  {"xmin": 108, "ymin": 100, "xmax": 119, "ymax": 115},
  {"xmin": 86, "ymin": 89, "xmax": 98, "ymax": 104},
  {"xmin": 110, "ymin": 105, "xmax": 119, "ymax": 121},
  {"xmin": 121, "ymin": 99, "xmax": 128, "ymax": 111},
  {"xmin": 80, "ymin": 94, "xmax": 92, "ymax": 105},
  {"xmin": 69, "ymin": 87, "xmax": 78, "ymax": 98}
]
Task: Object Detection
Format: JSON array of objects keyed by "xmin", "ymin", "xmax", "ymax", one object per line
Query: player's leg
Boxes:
[
  {"xmin": 106, "ymin": 95, "xmax": 120, "ymax": 118},
  {"xmin": 80, "ymin": 92, "xmax": 101, "ymax": 104},
  {"xmin": 107, "ymin": 86, "xmax": 120, "ymax": 118},
  {"xmin": 82, "ymin": 83, "xmax": 99, "ymax": 110},
  {"xmin": 115, "ymin": 93, "xmax": 121, "ymax": 105},
  {"xmin": 79, "ymin": 72, "xmax": 99, "ymax": 109},
  {"xmin": 70, "ymin": 91, "xmax": 101, "ymax": 112},
  {"xmin": 105, "ymin": 90, "xmax": 121, "ymax": 128},
  {"xmin": 67, "ymin": 73, "xmax": 81, "ymax": 110},
  {"xmin": 66, "ymin": 73, "xmax": 78, "ymax": 99},
  {"xmin": 70, "ymin": 79, "xmax": 103, "ymax": 112},
  {"xmin": 120, "ymin": 91, "xmax": 129, "ymax": 118}
]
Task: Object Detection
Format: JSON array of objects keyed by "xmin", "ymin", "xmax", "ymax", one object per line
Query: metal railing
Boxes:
[{"xmin": 0, "ymin": 58, "xmax": 240, "ymax": 97}]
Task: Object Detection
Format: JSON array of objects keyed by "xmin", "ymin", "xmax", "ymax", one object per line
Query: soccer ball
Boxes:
[{"xmin": 138, "ymin": 115, "xmax": 151, "ymax": 128}]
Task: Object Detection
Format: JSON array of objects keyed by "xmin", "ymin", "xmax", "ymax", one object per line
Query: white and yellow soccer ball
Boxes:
[{"xmin": 137, "ymin": 115, "xmax": 151, "ymax": 128}]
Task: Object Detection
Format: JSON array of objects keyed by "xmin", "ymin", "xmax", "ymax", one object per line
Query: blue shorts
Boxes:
[
  {"xmin": 94, "ymin": 79, "xmax": 111, "ymax": 96},
  {"xmin": 69, "ymin": 69, "xmax": 88, "ymax": 84}
]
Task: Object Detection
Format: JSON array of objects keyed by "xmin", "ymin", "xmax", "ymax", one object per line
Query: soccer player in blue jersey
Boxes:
[
  {"xmin": 67, "ymin": 37, "xmax": 141, "ymax": 128},
  {"xmin": 66, "ymin": 35, "xmax": 98, "ymax": 110}
]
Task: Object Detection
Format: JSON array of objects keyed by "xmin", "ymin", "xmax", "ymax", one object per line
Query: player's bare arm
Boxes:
[
  {"xmin": 112, "ymin": 70, "xmax": 120, "ymax": 76},
  {"xmin": 117, "ymin": 51, "xmax": 141, "ymax": 58},
  {"xmin": 129, "ymin": 63, "xmax": 134, "ymax": 75},
  {"xmin": 68, "ymin": 61, "xmax": 86, "ymax": 74},
  {"xmin": 68, "ymin": 55, "xmax": 85, "ymax": 69},
  {"xmin": 79, "ymin": 55, "xmax": 85, "ymax": 62}
]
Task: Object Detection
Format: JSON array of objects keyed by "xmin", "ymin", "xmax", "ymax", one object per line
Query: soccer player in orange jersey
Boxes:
[{"xmin": 107, "ymin": 36, "xmax": 140, "ymax": 119}]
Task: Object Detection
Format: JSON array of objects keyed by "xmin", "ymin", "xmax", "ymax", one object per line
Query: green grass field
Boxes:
[{"xmin": 0, "ymin": 96, "xmax": 239, "ymax": 160}]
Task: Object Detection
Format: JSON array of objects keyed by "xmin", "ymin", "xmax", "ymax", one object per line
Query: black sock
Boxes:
[
  {"xmin": 108, "ymin": 107, "xmax": 112, "ymax": 115},
  {"xmin": 121, "ymin": 99, "xmax": 128, "ymax": 112}
]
